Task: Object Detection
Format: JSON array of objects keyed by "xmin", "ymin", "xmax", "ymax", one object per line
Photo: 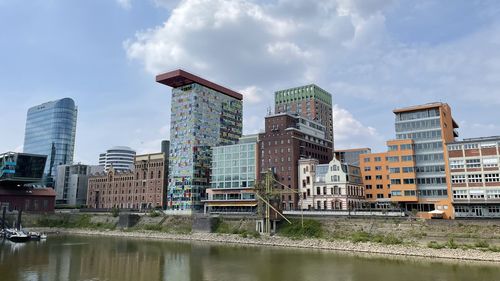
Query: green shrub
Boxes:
[
  {"xmin": 428, "ymin": 241, "xmax": 445, "ymax": 249},
  {"xmin": 382, "ymin": 234, "xmax": 403, "ymax": 245},
  {"xmin": 111, "ymin": 207, "xmax": 120, "ymax": 217},
  {"xmin": 278, "ymin": 219, "xmax": 323, "ymax": 239},
  {"xmin": 488, "ymin": 245, "xmax": 500, "ymax": 252},
  {"xmin": 474, "ymin": 240, "xmax": 489, "ymax": 248},
  {"xmin": 148, "ymin": 210, "xmax": 162, "ymax": 218},
  {"xmin": 143, "ymin": 224, "xmax": 163, "ymax": 231},
  {"xmin": 446, "ymin": 238, "xmax": 458, "ymax": 249},
  {"xmin": 350, "ymin": 231, "xmax": 372, "ymax": 243}
]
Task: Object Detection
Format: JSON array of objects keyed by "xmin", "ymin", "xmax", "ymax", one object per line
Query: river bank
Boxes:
[{"xmin": 26, "ymin": 227, "xmax": 500, "ymax": 263}]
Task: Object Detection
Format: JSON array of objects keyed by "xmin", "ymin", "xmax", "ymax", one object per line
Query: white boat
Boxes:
[{"xmin": 5, "ymin": 229, "xmax": 29, "ymax": 243}]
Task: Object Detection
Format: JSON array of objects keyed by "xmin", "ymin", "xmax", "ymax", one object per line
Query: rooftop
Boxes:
[
  {"xmin": 450, "ymin": 135, "xmax": 500, "ymax": 144},
  {"xmin": 156, "ymin": 69, "xmax": 242, "ymax": 100},
  {"xmin": 393, "ymin": 102, "xmax": 449, "ymax": 114}
]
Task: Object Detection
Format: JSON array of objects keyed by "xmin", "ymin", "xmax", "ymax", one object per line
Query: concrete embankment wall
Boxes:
[{"xmin": 6, "ymin": 211, "xmax": 500, "ymax": 246}]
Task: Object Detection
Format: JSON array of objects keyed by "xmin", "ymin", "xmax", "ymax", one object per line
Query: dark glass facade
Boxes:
[{"xmin": 23, "ymin": 98, "xmax": 77, "ymax": 186}]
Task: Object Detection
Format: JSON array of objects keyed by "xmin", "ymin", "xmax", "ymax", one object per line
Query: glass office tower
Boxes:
[{"xmin": 23, "ymin": 98, "xmax": 78, "ymax": 186}]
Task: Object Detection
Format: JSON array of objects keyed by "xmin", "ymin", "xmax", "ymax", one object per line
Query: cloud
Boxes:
[
  {"xmin": 125, "ymin": 0, "xmax": 500, "ymax": 149},
  {"xmin": 116, "ymin": 0, "xmax": 132, "ymax": 10},
  {"xmin": 333, "ymin": 104, "xmax": 383, "ymax": 149}
]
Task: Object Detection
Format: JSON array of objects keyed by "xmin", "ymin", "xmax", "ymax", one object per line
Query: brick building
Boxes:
[
  {"xmin": 447, "ymin": 136, "xmax": 500, "ymax": 218},
  {"xmin": 259, "ymin": 113, "xmax": 333, "ymax": 211},
  {"xmin": 87, "ymin": 152, "xmax": 168, "ymax": 210}
]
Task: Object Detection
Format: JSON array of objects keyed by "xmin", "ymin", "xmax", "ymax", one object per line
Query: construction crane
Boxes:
[{"xmin": 254, "ymin": 169, "xmax": 305, "ymax": 234}]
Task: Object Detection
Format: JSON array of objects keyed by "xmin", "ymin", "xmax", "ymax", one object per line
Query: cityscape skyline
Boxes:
[{"xmin": 1, "ymin": 0, "xmax": 500, "ymax": 165}]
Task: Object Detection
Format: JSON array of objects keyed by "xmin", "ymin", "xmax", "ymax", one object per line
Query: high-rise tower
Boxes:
[
  {"xmin": 156, "ymin": 70, "xmax": 243, "ymax": 211},
  {"xmin": 275, "ymin": 84, "xmax": 334, "ymax": 148},
  {"xmin": 23, "ymin": 98, "xmax": 78, "ymax": 186}
]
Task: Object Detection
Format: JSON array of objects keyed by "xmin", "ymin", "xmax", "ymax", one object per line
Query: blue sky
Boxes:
[{"xmin": 1, "ymin": 0, "xmax": 500, "ymax": 164}]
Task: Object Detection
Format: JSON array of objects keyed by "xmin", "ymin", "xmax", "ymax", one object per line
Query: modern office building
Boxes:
[
  {"xmin": 98, "ymin": 146, "xmax": 136, "ymax": 172},
  {"xmin": 203, "ymin": 135, "xmax": 259, "ymax": 214},
  {"xmin": 359, "ymin": 151, "xmax": 392, "ymax": 208},
  {"xmin": 335, "ymin": 148, "xmax": 372, "ymax": 166},
  {"xmin": 0, "ymin": 152, "xmax": 56, "ymax": 212},
  {"xmin": 55, "ymin": 164, "xmax": 103, "ymax": 206},
  {"xmin": 393, "ymin": 102, "xmax": 458, "ymax": 218},
  {"xmin": 156, "ymin": 69, "xmax": 243, "ymax": 211},
  {"xmin": 161, "ymin": 140, "xmax": 170, "ymax": 155},
  {"xmin": 259, "ymin": 113, "xmax": 333, "ymax": 211},
  {"xmin": 23, "ymin": 98, "xmax": 78, "ymax": 186},
  {"xmin": 447, "ymin": 136, "xmax": 500, "ymax": 218},
  {"xmin": 298, "ymin": 157, "xmax": 364, "ymax": 211},
  {"xmin": 87, "ymin": 152, "xmax": 167, "ymax": 210},
  {"xmin": 275, "ymin": 84, "xmax": 334, "ymax": 148}
]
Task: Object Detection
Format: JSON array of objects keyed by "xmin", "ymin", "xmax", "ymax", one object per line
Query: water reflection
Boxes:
[{"xmin": 0, "ymin": 235, "xmax": 499, "ymax": 281}]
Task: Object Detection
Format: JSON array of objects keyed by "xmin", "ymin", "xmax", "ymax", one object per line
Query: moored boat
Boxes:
[{"xmin": 5, "ymin": 229, "xmax": 29, "ymax": 243}]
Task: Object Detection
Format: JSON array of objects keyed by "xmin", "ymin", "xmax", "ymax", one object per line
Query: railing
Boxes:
[{"xmin": 283, "ymin": 209, "xmax": 406, "ymax": 217}]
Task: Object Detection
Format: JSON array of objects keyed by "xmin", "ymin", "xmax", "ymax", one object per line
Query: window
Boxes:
[
  {"xmin": 376, "ymin": 184, "xmax": 383, "ymax": 189},
  {"xmin": 467, "ymin": 174, "xmax": 483, "ymax": 183},
  {"xmin": 450, "ymin": 160, "xmax": 465, "ymax": 169},
  {"xmin": 464, "ymin": 143, "xmax": 479, "ymax": 149},
  {"xmin": 388, "ymin": 145, "xmax": 398, "ymax": 151},
  {"xmin": 451, "ymin": 175, "xmax": 466, "ymax": 184},
  {"xmin": 374, "ymin": 157, "xmax": 382, "ymax": 162},
  {"xmin": 448, "ymin": 144, "xmax": 462, "ymax": 151},
  {"xmin": 365, "ymin": 176, "xmax": 372, "ymax": 180},
  {"xmin": 403, "ymin": 178, "xmax": 415, "ymax": 184},
  {"xmin": 364, "ymin": 166, "xmax": 371, "ymax": 172},
  {"xmin": 404, "ymin": 190, "xmax": 416, "ymax": 196},
  {"xmin": 391, "ymin": 179, "xmax": 401, "ymax": 185},
  {"xmin": 389, "ymin": 167, "xmax": 400, "ymax": 173},
  {"xmin": 483, "ymin": 158, "xmax": 498, "ymax": 168},
  {"xmin": 391, "ymin": 190, "xmax": 401, "ymax": 196},
  {"xmin": 376, "ymin": 194, "xmax": 384, "ymax": 199},
  {"xmin": 375, "ymin": 175, "xmax": 382, "ymax": 180},
  {"xmin": 366, "ymin": 194, "xmax": 373, "ymax": 198},
  {"xmin": 484, "ymin": 173, "xmax": 500, "ymax": 182},
  {"xmin": 452, "ymin": 189, "xmax": 468, "ymax": 199},
  {"xmin": 401, "ymin": 155, "xmax": 413, "ymax": 162},
  {"xmin": 365, "ymin": 185, "xmax": 372, "ymax": 189},
  {"xmin": 402, "ymin": 167, "xmax": 414, "ymax": 173},
  {"xmin": 466, "ymin": 159, "xmax": 481, "ymax": 168},
  {"xmin": 400, "ymin": 144, "xmax": 413, "ymax": 150},
  {"xmin": 364, "ymin": 157, "xmax": 371, "ymax": 162},
  {"xmin": 375, "ymin": 166, "xmax": 382, "ymax": 171},
  {"xmin": 386, "ymin": 156, "xmax": 399, "ymax": 162}
]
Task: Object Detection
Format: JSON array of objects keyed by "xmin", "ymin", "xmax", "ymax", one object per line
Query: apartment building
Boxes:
[
  {"xmin": 298, "ymin": 157, "xmax": 364, "ymax": 211},
  {"xmin": 259, "ymin": 113, "xmax": 333, "ymax": 211},
  {"xmin": 447, "ymin": 136, "xmax": 500, "ymax": 218},
  {"xmin": 359, "ymin": 151, "xmax": 392, "ymax": 208}
]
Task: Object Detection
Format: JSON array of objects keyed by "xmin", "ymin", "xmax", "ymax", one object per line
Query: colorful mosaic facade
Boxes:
[{"xmin": 168, "ymin": 83, "xmax": 242, "ymax": 210}]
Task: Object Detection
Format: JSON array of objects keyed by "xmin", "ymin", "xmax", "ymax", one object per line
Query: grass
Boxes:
[
  {"xmin": 278, "ymin": 219, "xmax": 324, "ymax": 240},
  {"xmin": 37, "ymin": 214, "xmax": 116, "ymax": 230},
  {"xmin": 348, "ymin": 231, "xmax": 403, "ymax": 245},
  {"xmin": 427, "ymin": 241, "xmax": 445, "ymax": 249},
  {"xmin": 212, "ymin": 218, "xmax": 260, "ymax": 238}
]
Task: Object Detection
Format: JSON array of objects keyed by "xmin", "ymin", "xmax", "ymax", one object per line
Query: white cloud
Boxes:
[
  {"xmin": 125, "ymin": 0, "xmax": 500, "ymax": 149},
  {"xmin": 333, "ymin": 104, "xmax": 383, "ymax": 149},
  {"xmin": 116, "ymin": 0, "xmax": 132, "ymax": 10}
]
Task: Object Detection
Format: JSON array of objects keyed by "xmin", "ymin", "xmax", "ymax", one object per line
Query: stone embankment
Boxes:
[{"xmin": 29, "ymin": 227, "xmax": 500, "ymax": 263}]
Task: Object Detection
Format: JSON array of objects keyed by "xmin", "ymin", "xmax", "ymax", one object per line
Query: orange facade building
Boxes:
[{"xmin": 361, "ymin": 103, "xmax": 458, "ymax": 219}]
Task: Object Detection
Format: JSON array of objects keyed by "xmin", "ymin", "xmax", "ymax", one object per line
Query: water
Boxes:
[{"xmin": 1, "ymin": 235, "xmax": 499, "ymax": 281}]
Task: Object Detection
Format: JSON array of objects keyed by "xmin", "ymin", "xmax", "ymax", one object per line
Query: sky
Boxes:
[{"xmin": 1, "ymin": 0, "xmax": 500, "ymax": 165}]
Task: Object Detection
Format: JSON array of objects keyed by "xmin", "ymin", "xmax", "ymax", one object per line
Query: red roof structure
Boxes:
[{"xmin": 156, "ymin": 69, "xmax": 243, "ymax": 100}]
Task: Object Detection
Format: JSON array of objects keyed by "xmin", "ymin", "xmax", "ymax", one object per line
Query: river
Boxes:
[{"xmin": 0, "ymin": 235, "xmax": 499, "ymax": 281}]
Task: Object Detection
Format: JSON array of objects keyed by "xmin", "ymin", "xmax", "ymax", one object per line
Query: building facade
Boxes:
[
  {"xmin": 23, "ymin": 98, "xmax": 78, "ymax": 186},
  {"xmin": 447, "ymin": 136, "xmax": 500, "ymax": 218},
  {"xmin": 156, "ymin": 69, "xmax": 243, "ymax": 211},
  {"xmin": 98, "ymin": 146, "xmax": 136, "ymax": 172},
  {"xmin": 359, "ymin": 151, "xmax": 392, "ymax": 208},
  {"xmin": 393, "ymin": 103, "xmax": 458, "ymax": 218},
  {"xmin": 55, "ymin": 164, "xmax": 103, "ymax": 206},
  {"xmin": 275, "ymin": 84, "xmax": 334, "ymax": 148},
  {"xmin": 0, "ymin": 152, "xmax": 56, "ymax": 213},
  {"xmin": 298, "ymin": 158, "xmax": 364, "ymax": 211},
  {"xmin": 203, "ymin": 135, "xmax": 259, "ymax": 214},
  {"xmin": 335, "ymin": 148, "xmax": 372, "ymax": 166},
  {"xmin": 259, "ymin": 113, "xmax": 333, "ymax": 211},
  {"xmin": 87, "ymin": 152, "xmax": 167, "ymax": 210}
]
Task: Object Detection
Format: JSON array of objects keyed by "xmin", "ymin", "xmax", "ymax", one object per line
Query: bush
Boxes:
[
  {"xmin": 382, "ymin": 234, "xmax": 403, "ymax": 245},
  {"xmin": 111, "ymin": 207, "xmax": 120, "ymax": 217},
  {"xmin": 350, "ymin": 231, "xmax": 372, "ymax": 243},
  {"xmin": 143, "ymin": 224, "xmax": 163, "ymax": 231},
  {"xmin": 278, "ymin": 219, "xmax": 323, "ymax": 239},
  {"xmin": 474, "ymin": 240, "xmax": 489, "ymax": 248},
  {"xmin": 428, "ymin": 241, "xmax": 445, "ymax": 249},
  {"xmin": 148, "ymin": 210, "xmax": 162, "ymax": 218},
  {"xmin": 446, "ymin": 238, "xmax": 458, "ymax": 249}
]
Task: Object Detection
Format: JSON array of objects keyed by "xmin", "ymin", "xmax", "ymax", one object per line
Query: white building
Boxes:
[
  {"xmin": 99, "ymin": 146, "xmax": 136, "ymax": 172},
  {"xmin": 55, "ymin": 164, "xmax": 103, "ymax": 206},
  {"xmin": 298, "ymin": 157, "xmax": 365, "ymax": 211}
]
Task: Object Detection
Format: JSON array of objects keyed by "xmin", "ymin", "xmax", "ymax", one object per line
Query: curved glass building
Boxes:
[
  {"xmin": 98, "ymin": 146, "xmax": 136, "ymax": 172},
  {"xmin": 23, "ymin": 98, "xmax": 78, "ymax": 186}
]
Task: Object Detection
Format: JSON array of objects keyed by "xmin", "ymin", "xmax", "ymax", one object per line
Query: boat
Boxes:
[
  {"xmin": 5, "ymin": 228, "xmax": 29, "ymax": 243},
  {"xmin": 27, "ymin": 231, "xmax": 47, "ymax": 241}
]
